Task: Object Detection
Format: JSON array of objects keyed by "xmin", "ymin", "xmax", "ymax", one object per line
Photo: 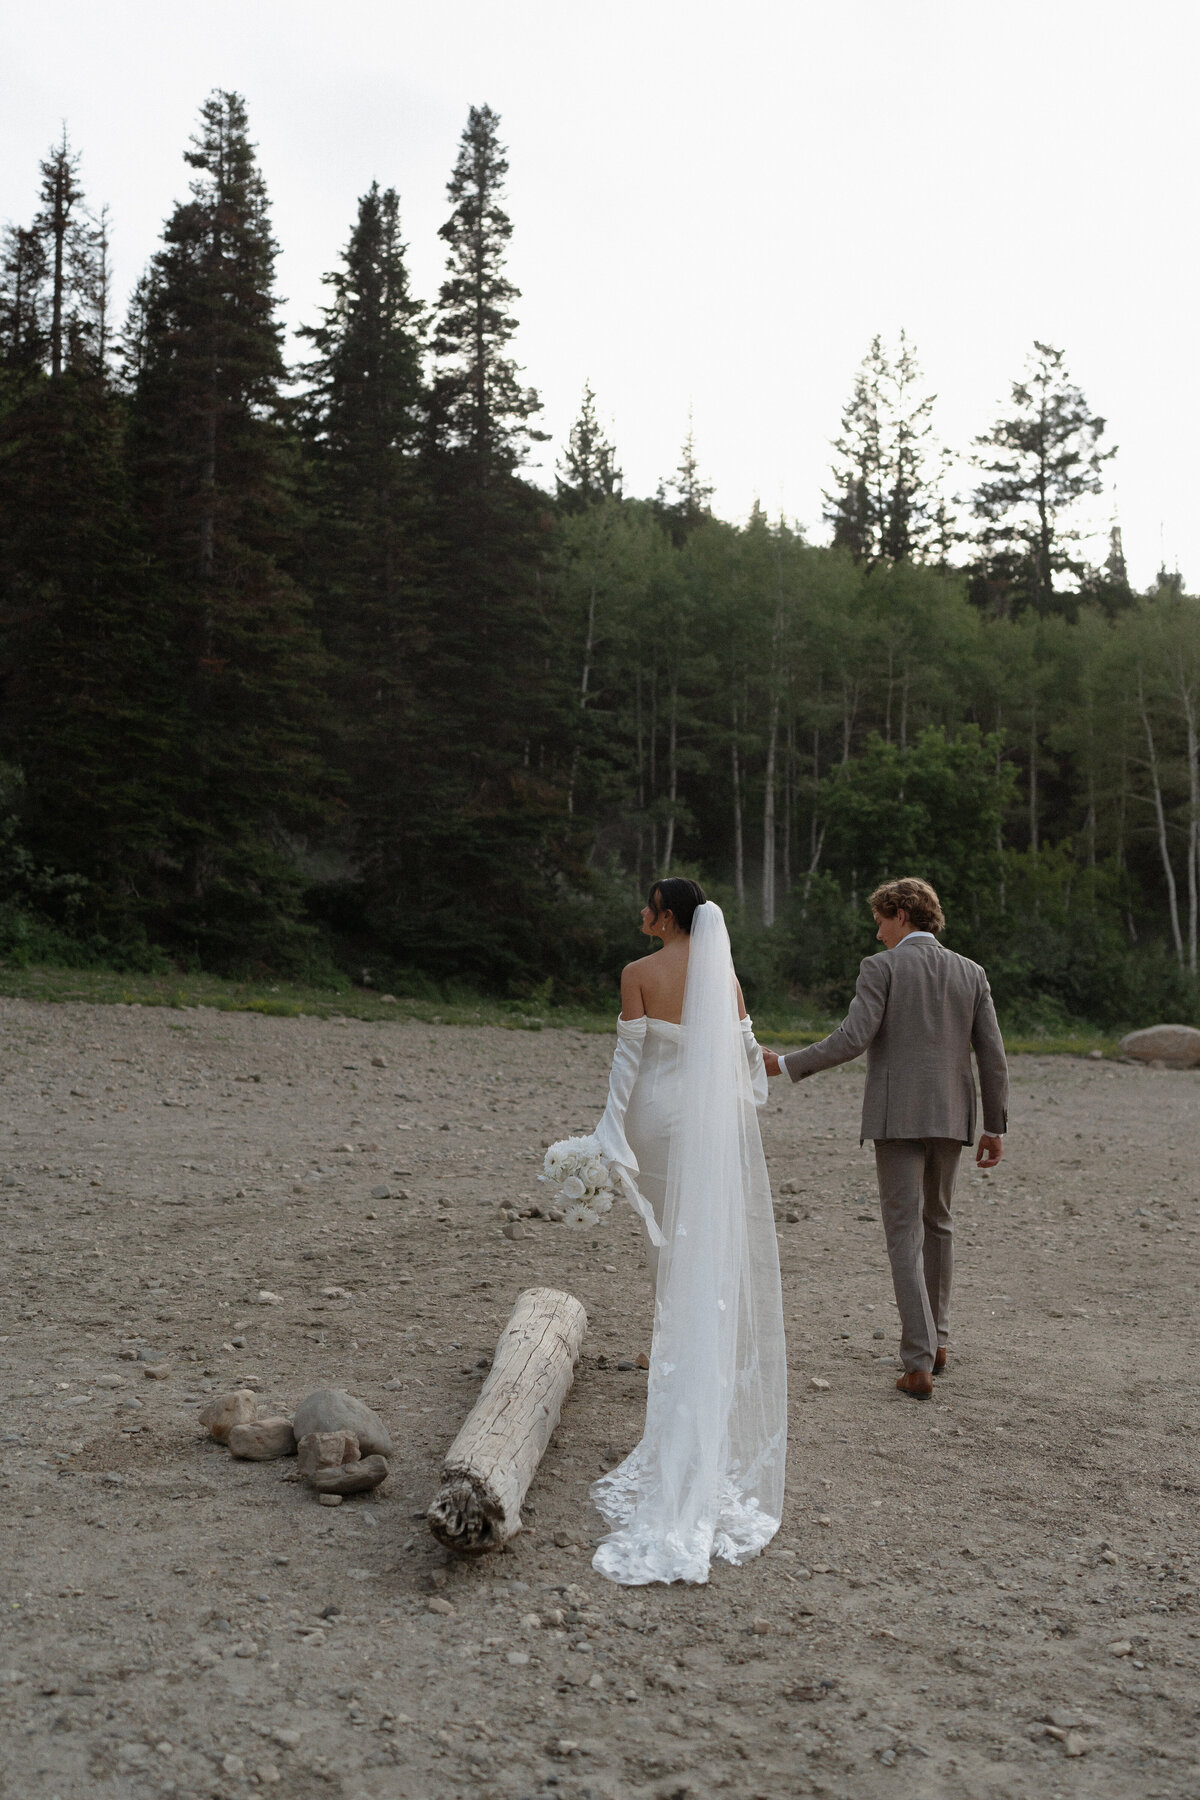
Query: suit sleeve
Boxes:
[
  {"xmin": 971, "ymin": 977, "xmax": 1009, "ymax": 1133},
  {"xmin": 781, "ymin": 954, "xmax": 890, "ymax": 1083}
]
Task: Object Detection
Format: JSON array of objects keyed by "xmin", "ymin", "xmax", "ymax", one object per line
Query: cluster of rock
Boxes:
[{"xmin": 198, "ymin": 1386, "xmax": 393, "ymax": 1506}]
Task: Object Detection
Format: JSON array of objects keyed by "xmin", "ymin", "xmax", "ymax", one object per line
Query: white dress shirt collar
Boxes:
[{"xmin": 894, "ymin": 930, "xmax": 936, "ymax": 946}]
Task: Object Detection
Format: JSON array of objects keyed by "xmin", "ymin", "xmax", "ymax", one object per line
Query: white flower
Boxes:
[
  {"xmin": 560, "ymin": 1175, "xmax": 586, "ymax": 1202},
  {"xmin": 563, "ymin": 1201, "xmax": 600, "ymax": 1228},
  {"xmin": 591, "ymin": 1192, "xmax": 613, "ymax": 1215},
  {"xmin": 583, "ymin": 1159, "xmax": 608, "ymax": 1189}
]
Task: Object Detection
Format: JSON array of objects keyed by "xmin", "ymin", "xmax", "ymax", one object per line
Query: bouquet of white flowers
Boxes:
[{"xmin": 539, "ymin": 1133, "xmax": 616, "ymax": 1227}]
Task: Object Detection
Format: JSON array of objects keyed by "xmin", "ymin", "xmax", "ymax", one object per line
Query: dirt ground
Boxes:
[{"xmin": 1, "ymin": 998, "xmax": 1198, "ymax": 1800}]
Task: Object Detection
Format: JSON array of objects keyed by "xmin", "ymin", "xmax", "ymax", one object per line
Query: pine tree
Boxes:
[
  {"xmin": 0, "ymin": 226, "xmax": 48, "ymax": 368},
  {"xmin": 431, "ymin": 104, "xmax": 544, "ymax": 479},
  {"xmin": 295, "ymin": 181, "xmax": 430, "ymax": 923},
  {"xmin": 971, "ymin": 341, "xmax": 1114, "ymax": 617},
  {"xmin": 656, "ymin": 421, "xmax": 713, "ymax": 545},
  {"xmin": 556, "ymin": 381, "xmax": 621, "ymax": 511},
  {"xmin": 386, "ymin": 102, "xmax": 577, "ymax": 984},
  {"xmin": 824, "ymin": 332, "xmax": 940, "ymax": 563},
  {"xmin": 127, "ymin": 90, "xmax": 327, "ymax": 968}
]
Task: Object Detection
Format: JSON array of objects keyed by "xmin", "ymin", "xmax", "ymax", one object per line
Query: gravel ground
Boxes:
[{"xmin": 1, "ymin": 997, "xmax": 1198, "ymax": 1800}]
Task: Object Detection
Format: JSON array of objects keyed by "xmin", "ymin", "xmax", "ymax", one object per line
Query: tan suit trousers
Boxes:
[{"xmin": 873, "ymin": 1137, "xmax": 962, "ymax": 1374}]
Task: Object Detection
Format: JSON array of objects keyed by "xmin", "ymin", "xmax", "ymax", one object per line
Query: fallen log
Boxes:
[{"xmin": 427, "ymin": 1286, "xmax": 588, "ymax": 1555}]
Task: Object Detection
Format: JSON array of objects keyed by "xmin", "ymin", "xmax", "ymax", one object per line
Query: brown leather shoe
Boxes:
[
  {"xmin": 895, "ymin": 1369, "xmax": 933, "ymax": 1399},
  {"xmin": 933, "ymin": 1346, "xmax": 947, "ymax": 1374}
]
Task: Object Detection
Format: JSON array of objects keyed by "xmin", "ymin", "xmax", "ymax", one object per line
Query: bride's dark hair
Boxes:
[{"xmin": 648, "ymin": 876, "xmax": 707, "ymax": 934}]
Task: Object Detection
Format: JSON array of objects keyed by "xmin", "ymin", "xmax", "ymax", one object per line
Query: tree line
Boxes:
[{"xmin": 1, "ymin": 92, "xmax": 1197, "ymax": 1027}]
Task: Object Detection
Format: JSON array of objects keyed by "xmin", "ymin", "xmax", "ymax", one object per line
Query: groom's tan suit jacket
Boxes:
[{"xmin": 781, "ymin": 936, "xmax": 1008, "ymax": 1143}]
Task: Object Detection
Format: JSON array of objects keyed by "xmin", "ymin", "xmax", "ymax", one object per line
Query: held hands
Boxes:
[
  {"xmin": 763, "ymin": 1050, "xmax": 784, "ymax": 1078},
  {"xmin": 976, "ymin": 1132, "xmax": 1003, "ymax": 1169}
]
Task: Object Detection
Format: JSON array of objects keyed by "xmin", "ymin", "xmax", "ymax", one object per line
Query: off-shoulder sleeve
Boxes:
[
  {"xmin": 741, "ymin": 1014, "xmax": 769, "ymax": 1107},
  {"xmin": 592, "ymin": 1015, "xmax": 664, "ymax": 1246}
]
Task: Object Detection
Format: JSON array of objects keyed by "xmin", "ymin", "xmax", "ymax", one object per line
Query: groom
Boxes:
[{"xmin": 764, "ymin": 877, "xmax": 1008, "ymax": 1399}]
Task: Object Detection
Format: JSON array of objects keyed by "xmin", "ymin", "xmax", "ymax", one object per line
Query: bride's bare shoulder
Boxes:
[{"xmin": 619, "ymin": 953, "xmax": 657, "ymax": 1019}]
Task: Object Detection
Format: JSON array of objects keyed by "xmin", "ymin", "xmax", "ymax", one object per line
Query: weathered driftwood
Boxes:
[{"xmin": 427, "ymin": 1286, "xmax": 588, "ymax": 1555}]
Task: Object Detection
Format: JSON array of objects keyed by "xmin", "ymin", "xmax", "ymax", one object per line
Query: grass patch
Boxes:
[{"xmin": 0, "ymin": 961, "xmax": 1126, "ymax": 1056}]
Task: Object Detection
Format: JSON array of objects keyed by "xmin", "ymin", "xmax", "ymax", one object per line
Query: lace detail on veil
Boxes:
[{"xmin": 590, "ymin": 903, "xmax": 787, "ymax": 1586}]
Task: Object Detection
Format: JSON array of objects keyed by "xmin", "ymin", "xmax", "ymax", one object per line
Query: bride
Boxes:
[{"xmin": 590, "ymin": 877, "xmax": 787, "ymax": 1586}]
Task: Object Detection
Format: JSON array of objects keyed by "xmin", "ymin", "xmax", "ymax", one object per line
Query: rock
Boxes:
[
  {"xmin": 198, "ymin": 1390, "xmax": 258, "ymax": 1443},
  {"xmin": 1088, "ymin": 1048, "xmax": 1104, "ymax": 1060},
  {"xmin": 94, "ymin": 1374, "xmax": 124, "ymax": 1388},
  {"xmin": 317, "ymin": 1493, "xmax": 343, "ymax": 1507},
  {"xmin": 1118, "ymin": 1024, "xmax": 1200, "ymax": 1068},
  {"xmin": 810, "ymin": 1377, "xmax": 831, "ymax": 1391},
  {"xmin": 751, "ymin": 1619, "xmax": 771, "ymax": 1635},
  {"xmin": 506, "ymin": 1650, "xmax": 530, "ymax": 1666},
  {"xmin": 1107, "ymin": 1639, "xmax": 1132, "ymax": 1655},
  {"xmin": 371, "ymin": 1056, "xmax": 387, "ymax": 1068},
  {"xmin": 228, "ymin": 1418, "xmax": 297, "ymax": 1461},
  {"xmin": 255, "ymin": 1767, "xmax": 281, "ymax": 1786},
  {"xmin": 502, "ymin": 1221, "xmax": 527, "ymax": 1240},
  {"xmin": 872, "ymin": 1329, "xmax": 885, "ymax": 1340},
  {"xmin": 136, "ymin": 1347, "xmax": 166, "ymax": 1363},
  {"xmin": 1064, "ymin": 1733, "xmax": 1089, "ymax": 1757},
  {"xmin": 297, "ymin": 1430, "xmax": 360, "ymax": 1479},
  {"xmin": 256, "ymin": 1290, "xmax": 284, "ymax": 1305},
  {"xmin": 220, "ymin": 1754, "xmax": 245, "ymax": 1778},
  {"xmin": 272, "ymin": 1729, "xmax": 300, "ymax": 1750},
  {"xmin": 310, "ymin": 1454, "xmax": 389, "ymax": 1496},
  {"xmin": 143, "ymin": 1362, "xmax": 171, "ymax": 1379},
  {"xmin": 370, "ymin": 1184, "xmax": 392, "ymax": 1200},
  {"xmin": 293, "ymin": 1389, "xmax": 393, "ymax": 1457},
  {"xmin": 635, "ymin": 1352, "xmax": 650, "ymax": 1370},
  {"xmin": 426, "ymin": 1596, "xmax": 455, "ymax": 1617}
]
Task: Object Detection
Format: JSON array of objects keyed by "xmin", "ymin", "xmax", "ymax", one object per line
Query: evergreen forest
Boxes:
[{"xmin": 2, "ymin": 93, "xmax": 1199, "ymax": 1031}]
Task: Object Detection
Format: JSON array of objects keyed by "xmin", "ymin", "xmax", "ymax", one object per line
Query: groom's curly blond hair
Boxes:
[{"xmin": 869, "ymin": 877, "xmax": 945, "ymax": 935}]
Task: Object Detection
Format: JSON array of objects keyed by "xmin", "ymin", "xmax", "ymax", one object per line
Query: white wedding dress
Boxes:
[{"xmin": 590, "ymin": 902, "xmax": 787, "ymax": 1585}]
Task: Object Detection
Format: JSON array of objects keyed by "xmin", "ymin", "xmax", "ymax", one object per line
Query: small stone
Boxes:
[
  {"xmin": 817, "ymin": 1515, "xmax": 832, "ymax": 1526},
  {"xmin": 506, "ymin": 1650, "xmax": 530, "ymax": 1666},
  {"xmin": 751, "ymin": 1619, "xmax": 770, "ymax": 1635},
  {"xmin": 1100, "ymin": 1548, "xmax": 1118, "ymax": 1564},
  {"xmin": 317, "ymin": 1493, "xmax": 343, "ymax": 1507},
  {"xmin": 198, "ymin": 1390, "xmax": 258, "ymax": 1443},
  {"xmin": 221, "ymin": 1754, "xmax": 245, "ymax": 1777},
  {"xmin": 272, "ymin": 1729, "xmax": 300, "ymax": 1749},
  {"xmin": 293, "ymin": 1389, "xmax": 393, "ymax": 1457},
  {"xmin": 809, "ymin": 1377, "xmax": 831, "ymax": 1391},
  {"xmin": 1107, "ymin": 1640, "xmax": 1133, "ymax": 1655},
  {"xmin": 1064, "ymin": 1733, "xmax": 1089, "ymax": 1757},
  {"xmin": 521, "ymin": 1612, "xmax": 542, "ymax": 1629},
  {"xmin": 616, "ymin": 1360, "xmax": 637, "ymax": 1372},
  {"xmin": 371, "ymin": 1056, "xmax": 387, "ymax": 1068},
  {"xmin": 426, "ymin": 1596, "xmax": 455, "ymax": 1616},
  {"xmin": 635, "ymin": 1352, "xmax": 650, "ymax": 1370},
  {"xmin": 320, "ymin": 1286, "xmax": 353, "ymax": 1300},
  {"xmin": 143, "ymin": 1362, "xmax": 171, "ymax": 1379},
  {"xmin": 872, "ymin": 1329, "xmax": 885, "ymax": 1340},
  {"xmin": 370, "ymin": 1184, "xmax": 391, "ymax": 1200},
  {"xmin": 94, "ymin": 1373, "xmax": 124, "ymax": 1388},
  {"xmin": 502, "ymin": 1222, "xmax": 526, "ymax": 1240},
  {"xmin": 297, "ymin": 1430, "xmax": 360, "ymax": 1479},
  {"xmin": 879, "ymin": 1747, "xmax": 896, "ymax": 1767},
  {"xmin": 255, "ymin": 1767, "xmax": 281, "ymax": 1786},
  {"xmin": 257, "ymin": 1290, "xmax": 283, "ymax": 1305},
  {"xmin": 311, "ymin": 1454, "xmax": 389, "ymax": 1496},
  {"xmin": 1088, "ymin": 1049, "xmax": 1104, "ymax": 1060},
  {"xmin": 228, "ymin": 1418, "xmax": 297, "ymax": 1461}
]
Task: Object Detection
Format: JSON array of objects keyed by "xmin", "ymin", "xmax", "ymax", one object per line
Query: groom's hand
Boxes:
[
  {"xmin": 976, "ymin": 1133, "xmax": 1003, "ymax": 1169},
  {"xmin": 763, "ymin": 1050, "xmax": 783, "ymax": 1077}
]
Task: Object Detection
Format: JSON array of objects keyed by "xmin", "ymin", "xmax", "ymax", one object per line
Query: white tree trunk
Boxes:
[
  {"xmin": 427, "ymin": 1287, "xmax": 588, "ymax": 1556},
  {"xmin": 1139, "ymin": 674, "xmax": 1184, "ymax": 967}
]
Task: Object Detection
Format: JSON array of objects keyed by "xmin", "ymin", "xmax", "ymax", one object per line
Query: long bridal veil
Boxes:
[{"xmin": 591, "ymin": 901, "xmax": 787, "ymax": 1585}]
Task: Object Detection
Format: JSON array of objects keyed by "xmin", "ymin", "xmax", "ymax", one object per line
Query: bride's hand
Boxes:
[{"xmin": 763, "ymin": 1050, "xmax": 783, "ymax": 1077}]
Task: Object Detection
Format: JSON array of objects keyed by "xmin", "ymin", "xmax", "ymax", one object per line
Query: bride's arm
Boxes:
[{"xmin": 740, "ymin": 1015, "xmax": 769, "ymax": 1106}]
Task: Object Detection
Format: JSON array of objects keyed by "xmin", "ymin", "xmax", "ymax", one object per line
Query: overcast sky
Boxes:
[{"xmin": 3, "ymin": 0, "xmax": 1196, "ymax": 588}]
